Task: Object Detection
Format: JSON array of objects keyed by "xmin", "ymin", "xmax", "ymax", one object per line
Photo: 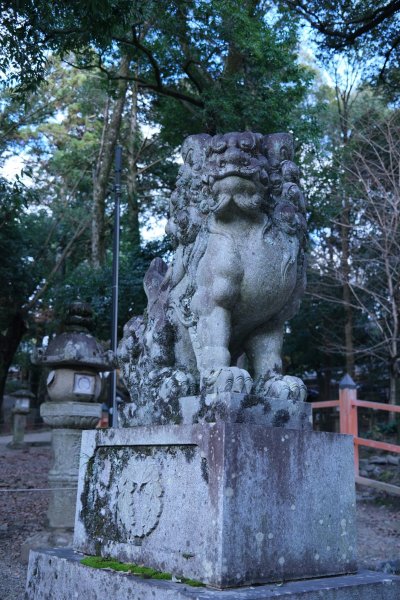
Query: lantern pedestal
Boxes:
[
  {"xmin": 7, "ymin": 387, "xmax": 34, "ymax": 449},
  {"xmin": 21, "ymin": 401, "xmax": 102, "ymax": 563},
  {"xmin": 40, "ymin": 401, "xmax": 102, "ymax": 529}
]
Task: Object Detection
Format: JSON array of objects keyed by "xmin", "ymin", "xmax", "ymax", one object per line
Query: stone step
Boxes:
[{"xmin": 26, "ymin": 548, "xmax": 400, "ymax": 600}]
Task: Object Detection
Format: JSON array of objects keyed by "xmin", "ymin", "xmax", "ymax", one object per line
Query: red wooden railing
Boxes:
[{"xmin": 311, "ymin": 375, "xmax": 400, "ymax": 496}]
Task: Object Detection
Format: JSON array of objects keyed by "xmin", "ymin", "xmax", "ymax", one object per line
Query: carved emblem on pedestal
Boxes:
[{"xmin": 116, "ymin": 460, "xmax": 163, "ymax": 540}]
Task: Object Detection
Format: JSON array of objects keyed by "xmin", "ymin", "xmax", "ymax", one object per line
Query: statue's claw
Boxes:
[
  {"xmin": 202, "ymin": 367, "xmax": 253, "ymax": 394},
  {"xmin": 256, "ymin": 375, "xmax": 307, "ymax": 402},
  {"xmin": 158, "ymin": 370, "xmax": 196, "ymax": 402}
]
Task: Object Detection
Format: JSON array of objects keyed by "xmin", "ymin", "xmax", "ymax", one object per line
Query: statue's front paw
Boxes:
[
  {"xmin": 159, "ymin": 370, "xmax": 196, "ymax": 402},
  {"xmin": 256, "ymin": 375, "xmax": 307, "ymax": 402},
  {"xmin": 202, "ymin": 367, "xmax": 253, "ymax": 394}
]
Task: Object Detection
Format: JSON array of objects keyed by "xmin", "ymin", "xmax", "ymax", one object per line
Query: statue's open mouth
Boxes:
[{"xmin": 207, "ymin": 165, "xmax": 260, "ymax": 185}]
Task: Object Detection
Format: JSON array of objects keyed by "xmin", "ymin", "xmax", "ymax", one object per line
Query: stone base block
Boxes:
[
  {"xmin": 7, "ymin": 440, "xmax": 28, "ymax": 449},
  {"xmin": 74, "ymin": 424, "xmax": 356, "ymax": 588},
  {"xmin": 26, "ymin": 548, "xmax": 400, "ymax": 600},
  {"xmin": 20, "ymin": 529, "xmax": 73, "ymax": 564}
]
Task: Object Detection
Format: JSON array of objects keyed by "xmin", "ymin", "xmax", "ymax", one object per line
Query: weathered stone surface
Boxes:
[
  {"xmin": 26, "ymin": 548, "xmax": 400, "ymax": 600},
  {"xmin": 74, "ymin": 425, "xmax": 356, "ymax": 588},
  {"xmin": 117, "ymin": 131, "xmax": 308, "ymax": 426},
  {"xmin": 7, "ymin": 387, "xmax": 35, "ymax": 448},
  {"xmin": 178, "ymin": 392, "xmax": 312, "ymax": 429},
  {"xmin": 34, "ymin": 361, "xmax": 103, "ymax": 545},
  {"xmin": 33, "ymin": 301, "xmax": 114, "ymax": 404},
  {"xmin": 118, "ymin": 391, "xmax": 312, "ymax": 429},
  {"xmin": 47, "ymin": 428, "xmax": 82, "ymax": 529},
  {"xmin": 40, "ymin": 401, "xmax": 101, "ymax": 429},
  {"xmin": 8, "ymin": 413, "xmax": 28, "ymax": 448},
  {"xmin": 32, "ymin": 302, "xmax": 113, "ymax": 372},
  {"xmin": 21, "ymin": 530, "xmax": 73, "ymax": 564},
  {"xmin": 33, "ymin": 304, "xmax": 104, "ymax": 537},
  {"xmin": 44, "ymin": 367, "xmax": 104, "ymax": 404}
]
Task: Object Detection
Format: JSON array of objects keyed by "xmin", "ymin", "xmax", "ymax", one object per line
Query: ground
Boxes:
[
  {"xmin": 0, "ymin": 444, "xmax": 399, "ymax": 600},
  {"xmin": 0, "ymin": 444, "xmax": 51, "ymax": 600}
]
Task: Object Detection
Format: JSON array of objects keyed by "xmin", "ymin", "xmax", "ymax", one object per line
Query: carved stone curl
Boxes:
[{"xmin": 118, "ymin": 132, "xmax": 307, "ymax": 425}]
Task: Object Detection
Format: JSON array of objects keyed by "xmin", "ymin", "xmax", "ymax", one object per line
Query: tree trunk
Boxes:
[
  {"xmin": 91, "ymin": 55, "xmax": 130, "ymax": 268},
  {"xmin": 0, "ymin": 311, "xmax": 27, "ymax": 419},
  {"xmin": 126, "ymin": 79, "xmax": 141, "ymax": 250}
]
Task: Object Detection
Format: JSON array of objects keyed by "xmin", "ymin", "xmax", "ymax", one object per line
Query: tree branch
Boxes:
[
  {"xmin": 284, "ymin": 0, "xmax": 400, "ymax": 47},
  {"xmin": 23, "ymin": 218, "xmax": 89, "ymax": 311}
]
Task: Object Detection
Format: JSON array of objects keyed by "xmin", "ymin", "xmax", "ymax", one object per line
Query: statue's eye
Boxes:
[
  {"xmin": 211, "ymin": 135, "xmax": 227, "ymax": 153},
  {"xmin": 280, "ymin": 146, "xmax": 289, "ymax": 160},
  {"xmin": 260, "ymin": 169, "xmax": 269, "ymax": 186},
  {"xmin": 239, "ymin": 134, "xmax": 255, "ymax": 151},
  {"xmin": 184, "ymin": 148, "xmax": 193, "ymax": 165},
  {"xmin": 282, "ymin": 160, "xmax": 300, "ymax": 182},
  {"xmin": 280, "ymin": 202, "xmax": 296, "ymax": 221}
]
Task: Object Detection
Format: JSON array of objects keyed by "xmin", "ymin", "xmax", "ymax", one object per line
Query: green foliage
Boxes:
[
  {"xmin": 147, "ymin": 0, "xmax": 314, "ymax": 141},
  {"xmin": 0, "ymin": 178, "xmax": 50, "ymax": 327},
  {"xmin": 282, "ymin": 1, "xmax": 400, "ymax": 93},
  {"xmin": 0, "ymin": 0, "xmax": 134, "ymax": 92},
  {"xmin": 80, "ymin": 556, "xmax": 205, "ymax": 587},
  {"xmin": 1, "ymin": 1, "xmax": 315, "ymax": 140},
  {"xmin": 50, "ymin": 239, "xmax": 171, "ymax": 340}
]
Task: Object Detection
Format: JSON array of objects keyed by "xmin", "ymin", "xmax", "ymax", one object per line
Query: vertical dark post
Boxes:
[{"xmin": 110, "ymin": 145, "xmax": 122, "ymax": 427}]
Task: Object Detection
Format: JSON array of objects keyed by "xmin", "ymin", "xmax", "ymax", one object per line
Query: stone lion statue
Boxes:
[{"xmin": 118, "ymin": 131, "xmax": 307, "ymax": 426}]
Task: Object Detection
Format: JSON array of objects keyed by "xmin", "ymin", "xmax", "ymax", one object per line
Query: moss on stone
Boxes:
[{"xmin": 81, "ymin": 556, "xmax": 205, "ymax": 587}]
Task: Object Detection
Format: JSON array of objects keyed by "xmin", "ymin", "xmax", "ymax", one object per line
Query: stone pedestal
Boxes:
[
  {"xmin": 8, "ymin": 412, "xmax": 28, "ymax": 448},
  {"xmin": 22, "ymin": 402, "xmax": 102, "ymax": 563},
  {"xmin": 74, "ymin": 423, "xmax": 356, "ymax": 588},
  {"xmin": 47, "ymin": 428, "xmax": 83, "ymax": 528},
  {"xmin": 7, "ymin": 387, "xmax": 34, "ymax": 449},
  {"xmin": 26, "ymin": 548, "xmax": 400, "ymax": 600},
  {"xmin": 41, "ymin": 401, "xmax": 102, "ymax": 530}
]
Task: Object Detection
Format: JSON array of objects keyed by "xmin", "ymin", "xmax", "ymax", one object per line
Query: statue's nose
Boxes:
[{"xmin": 218, "ymin": 147, "xmax": 249, "ymax": 167}]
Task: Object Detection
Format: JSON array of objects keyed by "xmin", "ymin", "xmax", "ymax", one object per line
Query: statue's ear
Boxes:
[
  {"xmin": 181, "ymin": 134, "xmax": 212, "ymax": 164},
  {"xmin": 262, "ymin": 133, "xmax": 294, "ymax": 162}
]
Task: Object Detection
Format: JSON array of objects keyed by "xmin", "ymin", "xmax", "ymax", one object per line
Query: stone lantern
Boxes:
[
  {"xmin": 34, "ymin": 301, "xmax": 113, "ymax": 532},
  {"xmin": 7, "ymin": 385, "xmax": 35, "ymax": 449}
]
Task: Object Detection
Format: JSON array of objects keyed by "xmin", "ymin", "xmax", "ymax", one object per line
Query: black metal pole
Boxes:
[{"xmin": 110, "ymin": 145, "xmax": 122, "ymax": 427}]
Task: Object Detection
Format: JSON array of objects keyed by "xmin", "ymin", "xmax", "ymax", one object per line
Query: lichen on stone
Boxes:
[{"xmin": 80, "ymin": 556, "xmax": 205, "ymax": 587}]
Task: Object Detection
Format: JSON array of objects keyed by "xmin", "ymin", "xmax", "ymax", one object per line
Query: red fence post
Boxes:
[{"xmin": 339, "ymin": 374, "xmax": 359, "ymax": 476}]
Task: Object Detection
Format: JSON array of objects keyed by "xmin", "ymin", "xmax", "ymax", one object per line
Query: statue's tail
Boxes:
[{"xmin": 143, "ymin": 257, "xmax": 169, "ymax": 310}]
